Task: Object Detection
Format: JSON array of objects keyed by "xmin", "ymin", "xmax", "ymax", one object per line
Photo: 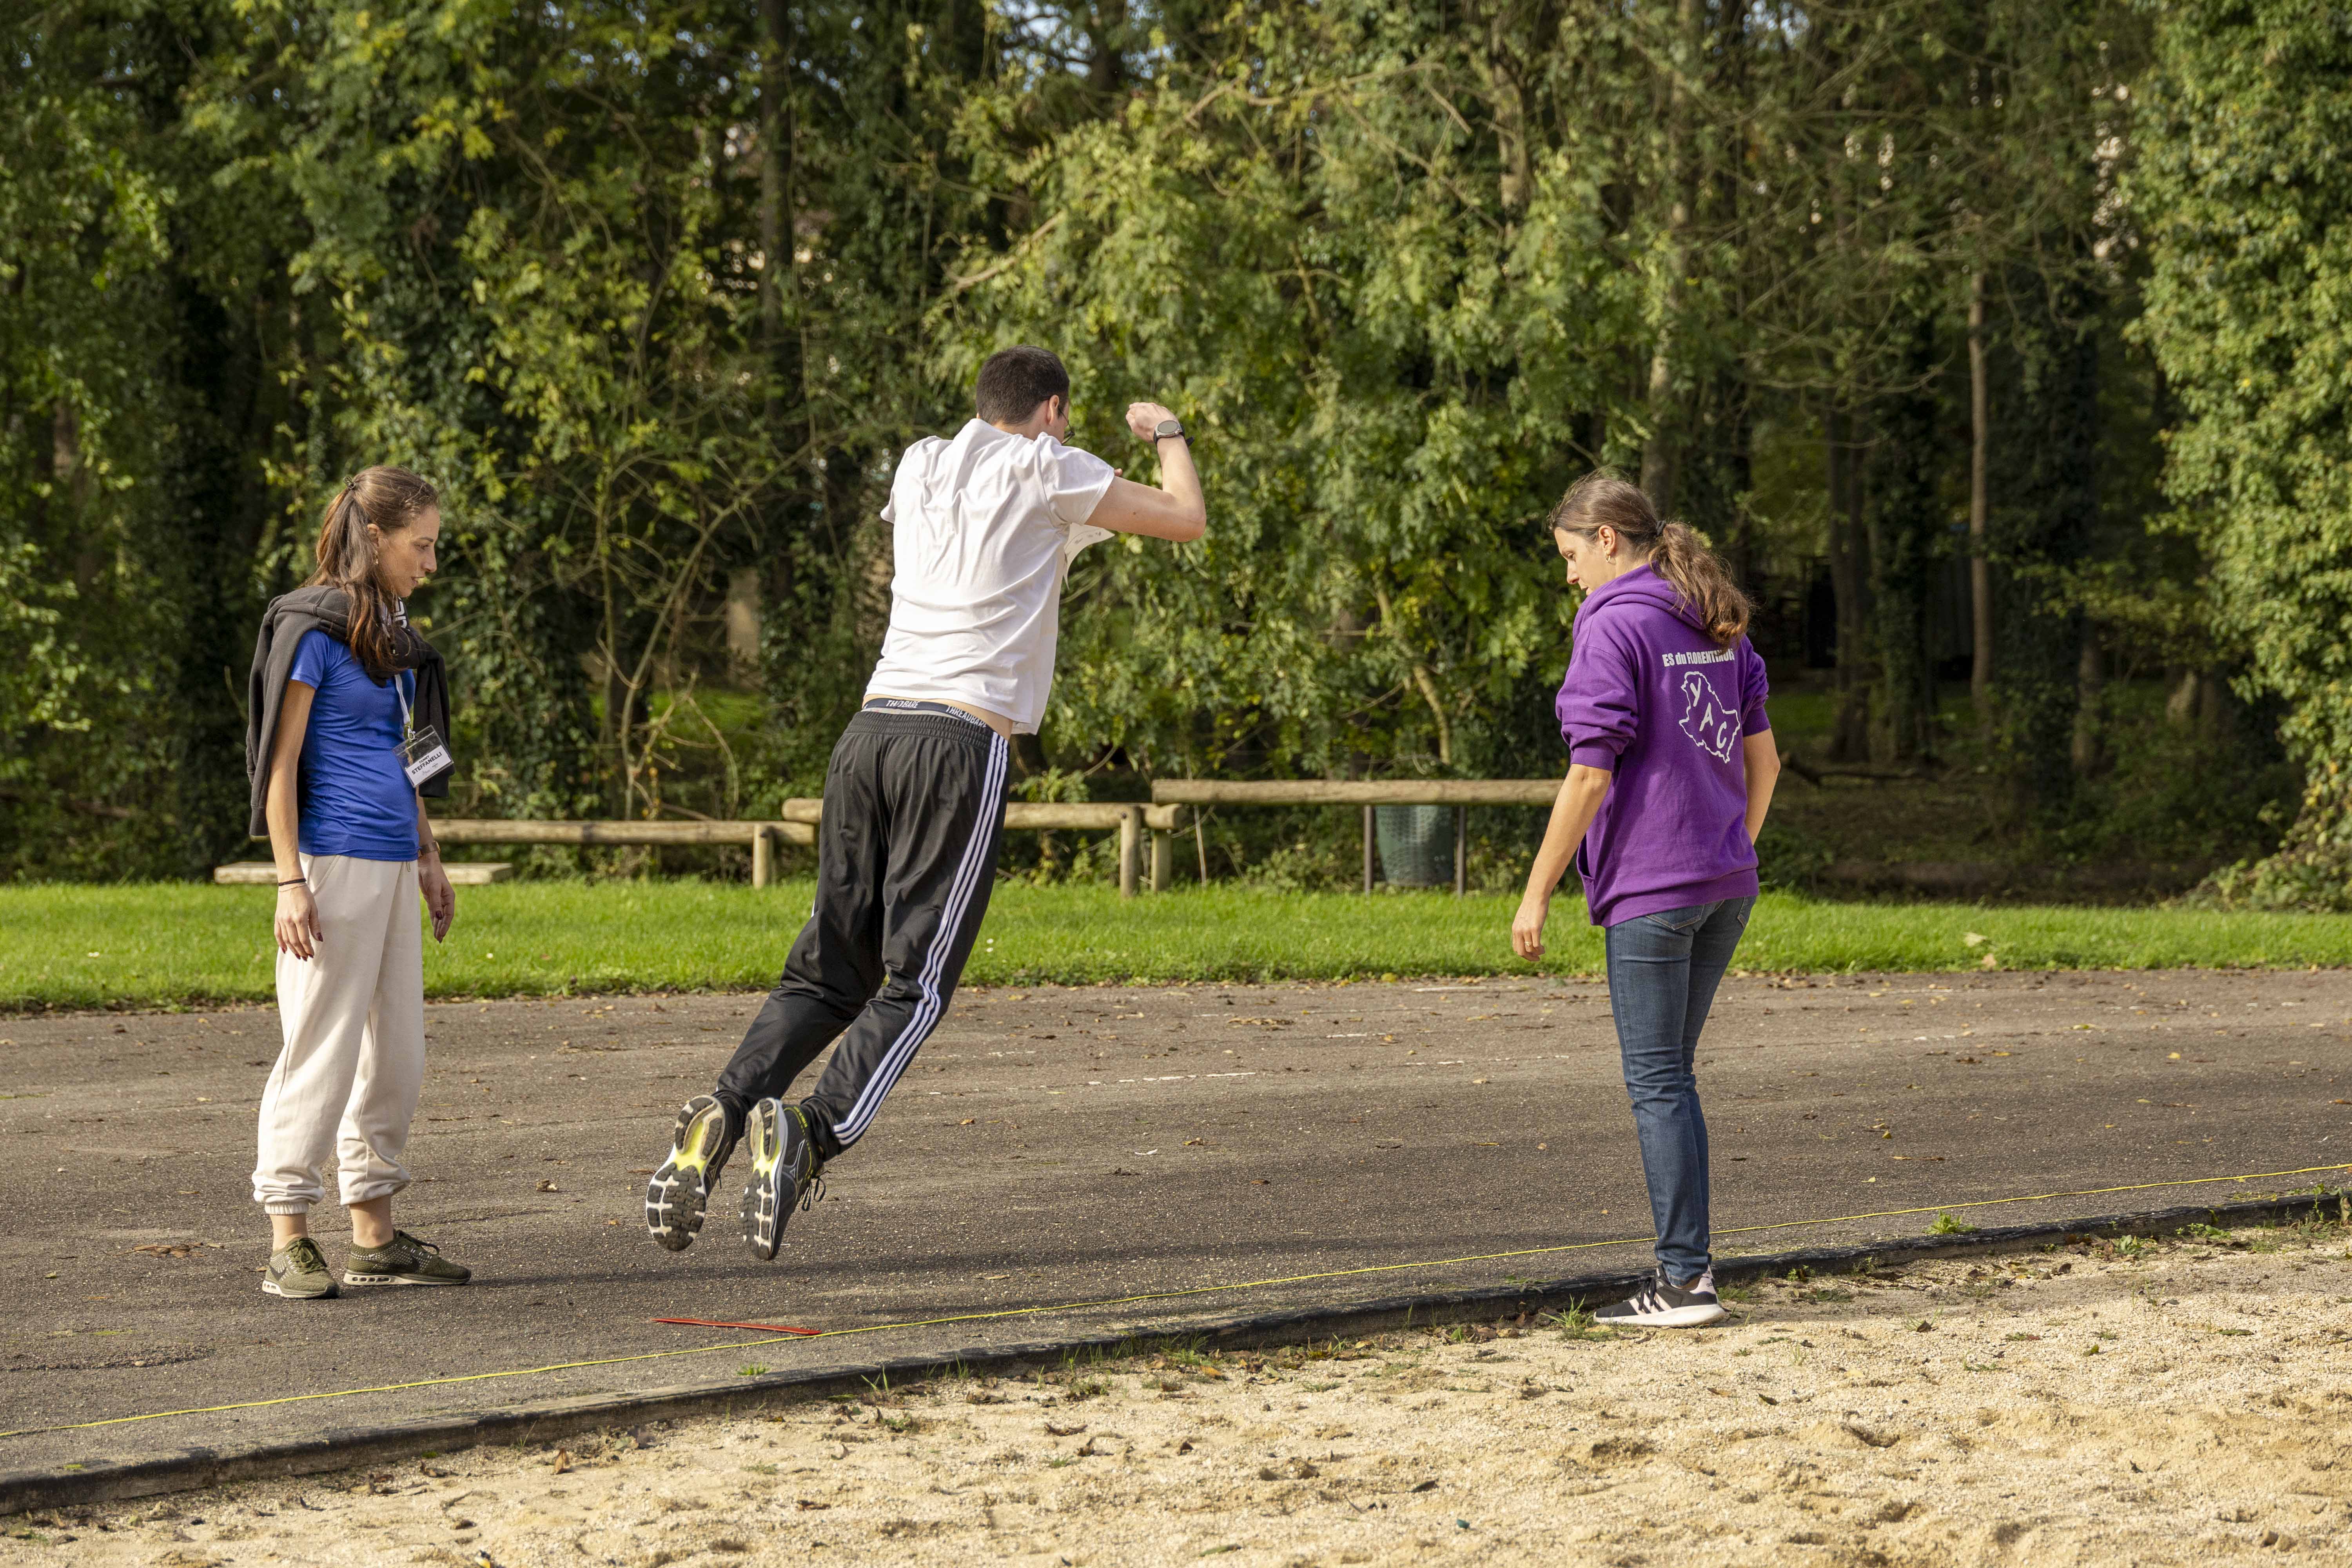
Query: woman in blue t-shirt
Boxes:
[{"xmin": 244, "ymin": 465, "xmax": 468, "ymax": 1300}]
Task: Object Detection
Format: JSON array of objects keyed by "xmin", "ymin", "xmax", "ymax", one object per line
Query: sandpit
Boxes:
[{"xmin": 7, "ymin": 1217, "xmax": 2348, "ymax": 1566}]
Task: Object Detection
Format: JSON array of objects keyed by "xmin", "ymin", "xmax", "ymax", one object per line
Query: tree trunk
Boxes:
[
  {"xmin": 1968, "ymin": 270, "xmax": 1993, "ymax": 724},
  {"xmin": 758, "ymin": 0, "xmax": 793, "ymax": 378},
  {"xmin": 1867, "ymin": 316, "xmax": 1942, "ymax": 764},
  {"xmin": 1375, "ymin": 585, "xmax": 1453, "ymax": 767},
  {"xmin": 1413, "ymin": 663, "xmax": 1455, "ymax": 768},
  {"xmin": 1641, "ymin": 0, "xmax": 1700, "ymax": 514},
  {"xmin": 1825, "ymin": 407, "xmax": 1874, "ymax": 764},
  {"xmin": 1481, "ymin": 3, "xmax": 1532, "ymax": 215},
  {"xmin": 2164, "ymin": 666, "xmax": 2227, "ymax": 736},
  {"xmin": 602, "ymin": 652, "xmax": 632, "ymax": 818},
  {"xmin": 1987, "ymin": 266, "xmax": 2098, "ymax": 823},
  {"xmin": 725, "ymin": 564, "xmax": 763, "ymax": 681},
  {"xmin": 940, "ymin": 0, "xmax": 989, "ymax": 78},
  {"xmin": 2072, "ymin": 630, "xmax": 2106, "ymax": 776},
  {"xmin": 1085, "ymin": 0, "xmax": 1127, "ymax": 94}
]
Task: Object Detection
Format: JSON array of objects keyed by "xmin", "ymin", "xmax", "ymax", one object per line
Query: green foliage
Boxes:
[
  {"xmin": 190, "ymin": 0, "xmax": 962, "ymax": 823},
  {"xmin": 2132, "ymin": 0, "xmax": 2352, "ymax": 906},
  {"xmin": 945, "ymin": 7, "xmax": 1637, "ymax": 780},
  {"xmin": 3, "ymin": 0, "xmax": 993, "ymax": 879},
  {"xmin": 0, "ymin": 0, "xmax": 2322, "ymax": 899},
  {"xmin": 0, "ymin": 544, "xmax": 87, "ymax": 746},
  {"xmin": 0, "ymin": 3, "xmax": 220, "ymax": 878},
  {"xmin": 1987, "ymin": 269, "xmax": 2102, "ymax": 818}
]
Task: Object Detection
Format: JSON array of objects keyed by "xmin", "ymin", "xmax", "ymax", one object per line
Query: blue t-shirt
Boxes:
[{"xmin": 289, "ymin": 628, "xmax": 419, "ymax": 860}]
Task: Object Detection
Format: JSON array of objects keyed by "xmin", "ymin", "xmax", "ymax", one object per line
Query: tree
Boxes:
[
  {"xmin": 183, "ymin": 0, "xmax": 997, "ymax": 823},
  {"xmin": 0, "ymin": 0, "xmax": 224, "ymax": 878},
  {"xmin": 945, "ymin": 1, "xmax": 1808, "ymax": 786},
  {"xmin": 0, "ymin": 0, "xmax": 2300, "ymax": 891},
  {"xmin": 2131, "ymin": 0, "xmax": 2352, "ymax": 906}
]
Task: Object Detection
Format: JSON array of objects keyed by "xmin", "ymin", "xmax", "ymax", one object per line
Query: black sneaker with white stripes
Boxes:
[
  {"xmin": 645, "ymin": 1095, "xmax": 739, "ymax": 1252},
  {"xmin": 741, "ymin": 1097, "xmax": 825, "ymax": 1261},
  {"xmin": 1593, "ymin": 1267, "xmax": 1727, "ymax": 1328}
]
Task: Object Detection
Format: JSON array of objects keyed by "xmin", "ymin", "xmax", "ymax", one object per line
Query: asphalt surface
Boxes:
[{"xmin": 3, "ymin": 969, "xmax": 2348, "ymax": 1478}]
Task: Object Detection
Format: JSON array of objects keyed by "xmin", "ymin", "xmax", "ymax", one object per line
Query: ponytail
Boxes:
[
  {"xmin": 1651, "ymin": 520, "xmax": 1751, "ymax": 646},
  {"xmin": 1547, "ymin": 471, "xmax": 1751, "ymax": 646},
  {"xmin": 305, "ymin": 465, "xmax": 439, "ymax": 681}
]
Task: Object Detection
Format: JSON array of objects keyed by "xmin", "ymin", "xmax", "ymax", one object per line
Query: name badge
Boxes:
[{"xmin": 397, "ymin": 724, "xmax": 454, "ymax": 787}]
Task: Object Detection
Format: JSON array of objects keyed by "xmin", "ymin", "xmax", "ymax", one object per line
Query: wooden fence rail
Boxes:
[
  {"xmin": 1149, "ymin": 779, "xmax": 1560, "ymax": 807},
  {"xmin": 421, "ymin": 782, "xmax": 1558, "ymax": 896},
  {"xmin": 426, "ymin": 817, "xmax": 811, "ymax": 890},
  {"xmin": 428, "ymin": 800, "xmax": 1187, "ymax": 894},
  {"xmin": 1147, "ymin": 778, "xmax": 1566, "ymax": 894}
]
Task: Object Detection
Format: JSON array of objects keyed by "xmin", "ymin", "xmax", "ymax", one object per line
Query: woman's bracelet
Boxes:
[{"xmin": 277, "ymin": 877, "xmax": 307, "ymax": 887}]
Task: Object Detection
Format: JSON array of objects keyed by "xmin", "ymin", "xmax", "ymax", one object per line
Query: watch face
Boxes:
[{"xmin": 1155, "ymin": 419, "xmax": 1184, "ymax": 438}]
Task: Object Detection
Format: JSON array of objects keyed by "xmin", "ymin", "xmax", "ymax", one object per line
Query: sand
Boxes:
[{"xmin": 7, "ymin": 1218, "xmax": 2349, "ymax": 1567}]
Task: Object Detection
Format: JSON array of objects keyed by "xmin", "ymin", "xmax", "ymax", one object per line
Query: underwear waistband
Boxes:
[{"xmin": 861, "ymin": 698, "xmax": 992, "ymax": 730}]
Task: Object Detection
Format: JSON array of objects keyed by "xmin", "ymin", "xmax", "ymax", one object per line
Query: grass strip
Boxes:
[{"xmin": 5, "ymin": 882, "xmax": 2352, "ymax": 1012}]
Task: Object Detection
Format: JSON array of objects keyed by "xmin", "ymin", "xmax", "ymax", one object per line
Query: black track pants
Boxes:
[{"xmin": 714, "ymin": 708, "xmax": 1008, "ymax": 1156}]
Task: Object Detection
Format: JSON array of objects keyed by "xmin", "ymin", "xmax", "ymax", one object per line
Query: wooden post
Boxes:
[
  {"xmin": 1150, "ymin": 828, "xmax": 1171, "ymax": 893},
  {"xmin": 1118, "ymin": 807, "xmax": 1140, "ymax": 900},
  {"xmin": 1363, "ymin": 805, "xmax": 1375, "ymax": 894},
  {"xmin": 751, "ymin": 824, "xmax": 771, "ymax": 889},
  {"xmin": 1453, "ymin": 806, "xmax": 1467, "ymax": 897}
]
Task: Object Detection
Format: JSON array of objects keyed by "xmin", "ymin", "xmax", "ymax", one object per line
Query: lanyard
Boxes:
[{"xmin": 390, "ymin": 670, "xmax": 449, "ymax": 788}]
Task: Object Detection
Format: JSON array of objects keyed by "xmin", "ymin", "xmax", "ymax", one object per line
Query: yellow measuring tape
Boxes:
[{"xmin": 4, "ymin": 1161, "xmax": 2343, "ymax": 1443}]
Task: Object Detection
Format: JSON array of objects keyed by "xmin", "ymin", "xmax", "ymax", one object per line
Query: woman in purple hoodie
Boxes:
[{"xmin": 1512, "ymin": 472, "xmax": 1781, "ymax": 1328}]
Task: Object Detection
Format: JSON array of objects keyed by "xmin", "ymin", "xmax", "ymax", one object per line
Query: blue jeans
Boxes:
[{"xmin": 1602, "ymin": 896, "xmax": 1754, "ymax": 1285}]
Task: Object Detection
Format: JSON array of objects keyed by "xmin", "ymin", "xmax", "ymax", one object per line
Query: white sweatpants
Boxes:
[{"xmin": 251, "ymin": 854, "xmax": 426, "ymax": 1214}]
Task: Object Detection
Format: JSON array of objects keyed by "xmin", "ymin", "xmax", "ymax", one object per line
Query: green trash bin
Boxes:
[{"xmin": 1374, "ymin": 804, "xmax": 1454, "ymax": 887}]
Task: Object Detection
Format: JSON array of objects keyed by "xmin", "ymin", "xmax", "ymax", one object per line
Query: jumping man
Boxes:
[{"xmin": 646, "ymin": 346, "xmax": 1207, "ymax": 1258}]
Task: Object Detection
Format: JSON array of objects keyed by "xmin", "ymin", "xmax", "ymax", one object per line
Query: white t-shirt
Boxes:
[{"xmin": 863, "ymin": 419, "xmax": 1118, "ymax": 733}]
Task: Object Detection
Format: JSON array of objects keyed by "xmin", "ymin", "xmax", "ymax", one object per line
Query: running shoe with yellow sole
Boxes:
[
  {"xmin": 741, "ymin": 1097, "xmax": 824, "ymax": 1261},
  {"xmin": 646, "ymin": 1094, "xmax": 739, "ymax": 1252}
]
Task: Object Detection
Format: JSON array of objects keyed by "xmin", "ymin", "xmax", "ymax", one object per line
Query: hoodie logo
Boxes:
[{"xmin": 1679, "ymin": 671, "xmax": 1739, "ymax": 763}]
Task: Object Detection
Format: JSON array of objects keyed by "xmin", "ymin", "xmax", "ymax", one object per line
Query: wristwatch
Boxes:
[{"xmin": 1152, "ymin": 418, "xmax": 1187, "ymax": 443}]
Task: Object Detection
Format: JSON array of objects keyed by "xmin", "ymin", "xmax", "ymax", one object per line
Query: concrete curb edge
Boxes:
[{"xmin": 5, "ymin": 1184, "xmax": 2341, "ymax": 1516}]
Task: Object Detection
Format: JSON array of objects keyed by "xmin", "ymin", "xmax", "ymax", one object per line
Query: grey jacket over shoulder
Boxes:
[{"xmin": 245, "ymin": 585, "xmax": 452, "ymax": 838}]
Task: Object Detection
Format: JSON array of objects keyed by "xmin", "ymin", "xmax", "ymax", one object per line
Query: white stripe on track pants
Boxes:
[{"xmin": 251, "ymin": 853, "xmax": 426, "ymax": 1215}]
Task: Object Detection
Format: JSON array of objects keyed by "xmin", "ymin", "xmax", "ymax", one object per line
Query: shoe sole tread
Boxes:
[
  {"xmin": 646, "ymin": 1096, "xmax": 731, "ymax": 1252},
  {"xmin": 742, "ymin": 1099, "xmax": 788, "ymax": 1261}
]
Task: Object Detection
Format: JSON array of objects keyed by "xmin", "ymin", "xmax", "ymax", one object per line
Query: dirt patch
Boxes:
[{"xmin": 8, "ymin": 1220, "xmax": 2349, "ymax": 1565}]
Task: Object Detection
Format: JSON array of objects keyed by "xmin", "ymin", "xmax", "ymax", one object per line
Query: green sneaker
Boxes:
[
  {"xmin": 342, "ymin": 1230, "xmax": 471, "ymax": 1287},
  {"xmin": 262, "ymin": 1236, "xmax": 339, "ymax": 1299}
]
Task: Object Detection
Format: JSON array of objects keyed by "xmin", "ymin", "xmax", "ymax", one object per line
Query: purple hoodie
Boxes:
[{"xmin": 1555, "ymin": 564, "xmax": 1771, "ymax": 927}]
